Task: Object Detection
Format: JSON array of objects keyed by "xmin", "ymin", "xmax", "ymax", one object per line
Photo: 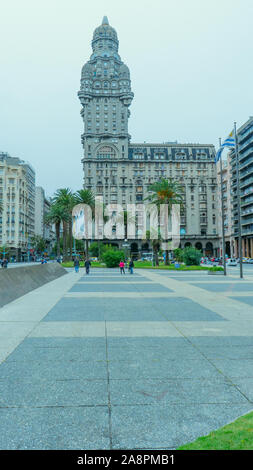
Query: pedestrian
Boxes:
[
  {"xmin": 2, "ymin": 258, "xmax": 8, "ymax": 268},
  {"xmin": 85, "ymin": 258, "xmax": 91, "ymax": 275},
  {"xmin": 119, "ymin": 260, "xmax": 125, "ymax": 274},
  {"xmin": 74, "ymin": 257, "xmax": 80, "ymax": 273},
  {"xmin": 129, "ymin": 258, "xmax": 134, "ymax": 274}
]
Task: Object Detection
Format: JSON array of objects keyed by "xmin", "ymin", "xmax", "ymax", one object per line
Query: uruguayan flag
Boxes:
[
  {"xmin": 222, "ymin": 130, "xmax": 235, "ymax": 148},
  {"xmin": 215, "ymin": 130, "xmax": 235, "ymax": 163}
]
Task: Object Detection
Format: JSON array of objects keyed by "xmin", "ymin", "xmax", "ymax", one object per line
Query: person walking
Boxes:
[
  {"xmin": 85, "ymin": 258, "xmax": 91, "ymax": 275},
  {"xmin": 2, "ymin": 258, "xmax": 8, "ymax": 268},
  {"xmin": 119, "ymin": 260, "xmax": 125, "ymax": 274},
  {"xmin": 129, "ymin": 258, "xmax": 134, "ymax": 274},
  {"xmin": 74, "ymin": 257, "xmax": 80, "ymax": 273}
]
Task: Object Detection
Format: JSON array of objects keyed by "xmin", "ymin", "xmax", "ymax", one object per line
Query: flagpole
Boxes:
[
  {"xmin": 234, "ymin": 121, "xmax": 243, "ymax": 279},
  {"xmin": 219, "ymin": 138, "xmax": 227, "ymax": 276}
]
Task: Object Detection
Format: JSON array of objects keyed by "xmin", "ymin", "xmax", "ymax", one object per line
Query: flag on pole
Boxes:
[{"xmin": 215, "ymin": 130, "xmax": 235, "ymax": 163}]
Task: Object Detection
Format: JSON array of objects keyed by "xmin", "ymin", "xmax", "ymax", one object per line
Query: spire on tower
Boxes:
[{"xmin": 102, "ymin": 16, "xmax": 109, "ymax": 25}]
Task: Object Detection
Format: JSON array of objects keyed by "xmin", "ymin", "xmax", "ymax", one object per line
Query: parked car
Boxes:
[{"xmin": 227, "ymin": 258, "xmax": 237, "ymax": 266}]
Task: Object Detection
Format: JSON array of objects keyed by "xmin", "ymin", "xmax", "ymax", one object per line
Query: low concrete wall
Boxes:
[{"xmin": 0, "ymin": 263, "xmax": 67, "ymax": 308}]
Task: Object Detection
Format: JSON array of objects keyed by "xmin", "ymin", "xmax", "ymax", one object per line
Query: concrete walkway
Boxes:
[{"xmin": 0, "ymin": 268, "xmax": 253, "ymax": 449}]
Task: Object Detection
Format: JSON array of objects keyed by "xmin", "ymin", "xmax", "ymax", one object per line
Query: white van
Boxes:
[{"xmin": 227, "ymin": 258, "xmax": 237, "ymax": 266}]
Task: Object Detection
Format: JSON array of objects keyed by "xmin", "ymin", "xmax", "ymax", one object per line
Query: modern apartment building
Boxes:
[
  {"xmin": 230, "ymin": 116, "xmax": 253, "ymax": 257},
  {"xmin": 35, "ymin": 186, "xmax": 55, "ymax": 253},
  {"xmin": 78, "ymin": 17, "xmax": 220, "ymax": 256},
  {"xmin": 0, "ymin": 152, "xmax": 35, "ymax": 260}
]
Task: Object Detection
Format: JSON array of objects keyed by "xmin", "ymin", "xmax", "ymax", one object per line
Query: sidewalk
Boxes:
[{"xmin": 0, "ymin": 268, "xmax": 252, "ymax": 449}]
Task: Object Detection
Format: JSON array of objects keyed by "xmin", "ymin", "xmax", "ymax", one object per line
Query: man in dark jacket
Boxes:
[
  {"xmin": 129, "ymin": 259, "xmax": 134, "ymax": 274},
  {"xmin": 85, "ymin": 259, "xmax": 91, "ymax": 275}
]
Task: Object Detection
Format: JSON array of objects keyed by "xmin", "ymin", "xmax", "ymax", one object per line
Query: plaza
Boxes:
[{"xmin": 0, "ymin": 266, "xmax": 253, "ymax": 449}]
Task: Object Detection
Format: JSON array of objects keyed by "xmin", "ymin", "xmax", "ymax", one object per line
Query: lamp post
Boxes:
[{"xmin": 122, "ymin": 239, "xmax": 130, "ymax": 263}]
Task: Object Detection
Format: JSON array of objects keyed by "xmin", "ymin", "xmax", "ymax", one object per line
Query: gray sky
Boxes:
[{"xmin": 1, "ymin": 0, "xmax": 252, "ymax": 197}]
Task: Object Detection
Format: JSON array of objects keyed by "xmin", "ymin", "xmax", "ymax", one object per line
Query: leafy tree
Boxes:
[
  {"xmin": 30, "ymin": 235, "xmax": 46, "ymax": 254},
  {"xmin": 182, "ymin": 247, "xmax": 202, "ymax": 266},
  {"xmin": 102, "ymin": 250, "xmax": 125, "ymax": 268},
  {"xmin": 173, "ymin": 248, "xmax": 184, "ymax": 262}
]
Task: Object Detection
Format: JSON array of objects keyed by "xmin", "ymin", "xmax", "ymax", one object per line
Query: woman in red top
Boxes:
[{"xmin": 119, "ymin": 261, "xmax": 125, "ymax": 274}]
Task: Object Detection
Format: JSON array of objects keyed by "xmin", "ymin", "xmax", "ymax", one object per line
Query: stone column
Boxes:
[
  {"xmin": 242, "ymin": 238, "xmax": 245, "ymax": 257},
  {"xmin": 251, "ymin": 238, "xmax": 253, "ymax": 258}
]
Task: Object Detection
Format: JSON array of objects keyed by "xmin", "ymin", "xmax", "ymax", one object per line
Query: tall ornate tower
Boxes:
[{"xmin": 78, "ymin": 16, "xmax": 134, "ymax": 198}]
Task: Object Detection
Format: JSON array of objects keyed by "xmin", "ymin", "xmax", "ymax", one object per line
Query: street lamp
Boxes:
[{"xmin": 122, "ymin": 239, "xmax": 130, "ymax": 263}]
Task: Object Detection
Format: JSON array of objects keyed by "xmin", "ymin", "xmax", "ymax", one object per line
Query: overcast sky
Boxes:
[{"xmin": 1, "ymin": 0, "xmax": 252, "ymax": 197}]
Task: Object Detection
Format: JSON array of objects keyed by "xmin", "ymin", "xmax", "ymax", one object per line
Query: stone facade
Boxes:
[
  {"xmin": 216, "ymin": 154, "xmax": 233, "ymax": 257},
  {"xmin": 0, "ymin": 152, "xmax": 35, "ymax": 260},
  {"xmin": 78, "ymin": 17, "xmax": 220, "ymax": 256}
]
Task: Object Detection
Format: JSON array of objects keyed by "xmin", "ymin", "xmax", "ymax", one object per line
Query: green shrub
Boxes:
[
  {"xmin": 102, "ymin": 250, "xmax": 125, "ymax": 268},
  {"xmin": 173, "ymin": 248, "xmax": 184, "ymax": 262},
  {"xmin": 208, "ymin": 266, "xmax": 224, "ymax": 271},
  {"xmin": 182, "ymin": 247, "xmax": 202, "ymax": 266}
]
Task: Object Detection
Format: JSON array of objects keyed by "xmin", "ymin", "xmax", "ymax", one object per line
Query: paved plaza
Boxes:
[{"xmin": 0, "ymin": 267, "xmax": 253, "ymax": 449}]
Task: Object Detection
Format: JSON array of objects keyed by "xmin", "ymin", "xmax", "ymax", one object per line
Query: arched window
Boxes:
[{"xmin": 96, "ymin": 146, "xmax": 116, "ymax": 159}]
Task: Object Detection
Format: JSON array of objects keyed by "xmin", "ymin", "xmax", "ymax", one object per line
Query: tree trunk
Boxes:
[
  {"xmin": 56, "ymin": 223, "xmax": 60, "ymax": 257},
  {"xmin": 85, "ymin": 239, "xmax": 89, "ymax": 260},
  {"xmin": 68, "ymin": 219, "xmax": 72, "ymax": 261},
  {"xmin": 63, "ymin": 221, "xmax": 67, "ymax": 261},
  {"xmin": 153, "ymin": 242, "xmax": 159, "ymax": 266},
  {"xmin": 165, "ymin": 249, "xmax": 169, "ymax": 265}
]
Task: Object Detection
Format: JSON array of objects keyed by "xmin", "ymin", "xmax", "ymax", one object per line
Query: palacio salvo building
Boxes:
[{"xmin": 78, "ymin": 17, "xmax": 220, "ymax": 257}]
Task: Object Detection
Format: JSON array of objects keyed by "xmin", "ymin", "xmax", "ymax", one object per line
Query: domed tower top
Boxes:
[{"xmin": 91, "ymin": 16, "xmax": 119, "ymax": 56}]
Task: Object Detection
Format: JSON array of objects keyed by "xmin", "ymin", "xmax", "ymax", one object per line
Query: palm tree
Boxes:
[
  {"xmin": 145, "ymin": 179, "xmax": 184, "ymax": 265},
  {"xmin": 45, "ymin": 204, "xmax": 69, "ymax": 258},
  {"xmin": 52, "ymin": 188, "xmax": 76, "ymax": 260},
  {"xmin": 74, "ymin": 189, "xmax": 95, "ymax": 259},
  {"xmin": 145, "ymin": 230, "xmax": 160, "ymax": 266}
]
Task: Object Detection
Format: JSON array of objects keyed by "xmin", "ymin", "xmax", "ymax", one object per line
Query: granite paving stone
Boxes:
[
  {"xmin": 0, "ymin": 378, "xmax": 108, "ymax": 407},
  {"xmin": 42, "ymin": 297, "xmax": 224, "ymax": 322},
  {"xmin": 110, "ymin": 403, "xmax": 253, "ymax": 449},
  {"xmin": 69, "ymin": 283, "xmax": 172, "ymax": 293},
  {"xmin": 0, "ymin": 359, "xmax": 107, "ymax": 380},
  {"xmin": 230, "ymin": 378, "xmax": 253, "ymax": 401},
  {"xmin": 109, "ymin": 377, "xmax": 248, "ymax": 405},
  {"xmin": 4, "ymin": 337, "xmax": 107, "ymax": 362},
  {"xmin": 188, "ymin": 336, "xmax": 253, "ymax": 347},
  {"xmin": 190, "ymin": 282, "xmax": 253, "ymax": 293},
  {"xmin": 0, "ymin": 268, "xmax": 253, "ymax": 449},
  {"xmin": 108, "ymin": 357, "xmax": 221, "ymax": 380},
  {"xmin": 107, "ymin": 337, "xmax": 203, "ymax": 361},
  {"xmin": 207, "ymin": 358, "xmax": 253, "ymax": 378},
  {"xmin": 230, "ymin": 296, "xmax": 253, "ymax": 307},
  {"xmin": 0, "ymin": 407, "xmax": 110, "ymax": 450}
]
